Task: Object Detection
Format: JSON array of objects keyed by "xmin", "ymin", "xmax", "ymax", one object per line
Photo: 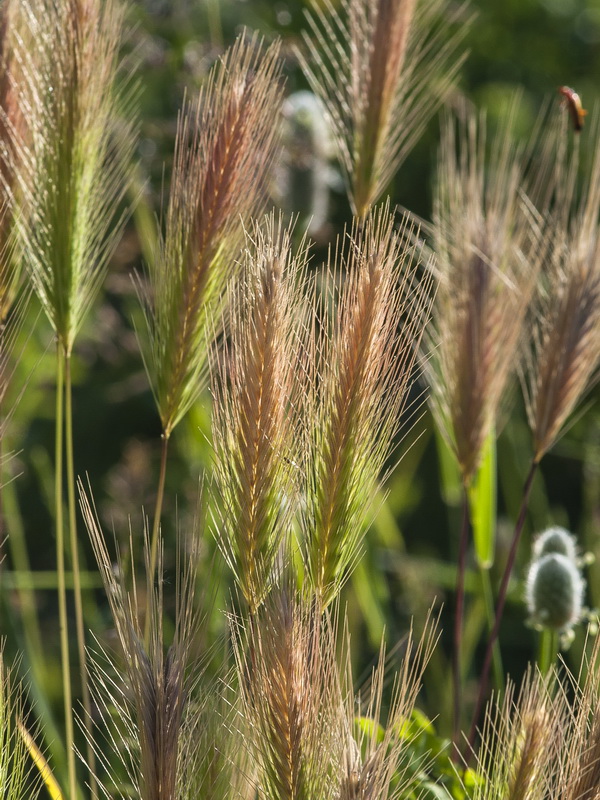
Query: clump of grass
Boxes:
[
  {"xmin": 303, "ymin": 204, "xmax": 432, "ymax": 610},
  {"xmin": 423, "ymin": 105, "xmax": 543, "ymax": 741},
  {"xmin": 556, "ymin": 640, "xmax": 600, "ymax": 800},
  {"xmin": 0, "ymin": 648, "xmax": 40, "ymax": 800},
  {"xmin": 81, "ymin": 484, "xmax": 197, "ymax": 800},
  {"xmin": 211, "ymin": 214, "xmax": 310, "ymax": 616},
  {"xmin": 232, "ymin": 585, "xmax": 342, "ymax": 800},
  {"xmin": 12, "ymin": 0, "xmax": 134, "ymax": 354},
  {"xmin": 473, "ymin": 110, "xmax": 600, "ymax": 743},
  {"xmin": 299, "ymin": 0, "xmax": 472, "ymax": 218},
  {"xmin": 8, "ymin": 0, "xmax": 136, "ymax": 794},
  {"xmin": 233, "ymin": 584, "xmax": 438, "ymax": 800},
  {"xmin": 136, "ymin": 33, "xmax": 284, "ymax": 580},
  {"xmin": 472, "ymin": 669, "xmax": 565, "ymax": 800}
]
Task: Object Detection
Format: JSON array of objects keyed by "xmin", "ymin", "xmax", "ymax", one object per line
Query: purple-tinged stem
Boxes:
[
  {"xmin": 452, "ymin": 491, "xmax": 470, "ymax": 749},
  {"xmin": 467, "ymin": 459, "xmax": 538, "ymax": 752}
]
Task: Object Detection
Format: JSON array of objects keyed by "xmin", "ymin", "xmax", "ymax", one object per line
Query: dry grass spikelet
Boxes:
[
  {"xmin": 81, "ymin": 483, "xmax": 198, "ymax": 800},
  {"xmin": 0, "ymin": 646, "xmax": 40, "ymax": 800},
  {"xmin": 556, "ymin": 638, "xmax": 600, "ymax": 800},
  {"xmin": 338, "ymin": 613, "xmax": 438, "ymax": 800},
  {"xmin": 425, "ymin": 107, "xmax": 543, "ymax": 485},
  {"xmin": 304, "ymin": 203, "xmax": 432, "ymax": 609},
  {"xmin": 139, "ymin": 34, "xmax": 283, "ymax": 440},
  {"xmin": 211, "ymin": 214, "xmax": 310, "ymax": 615},
  {"xmin": 472, "ymin": 669, "xmax": 566, "ymax": 800},
  {"xmin": 299, "ymin": 0, "xmax": 472, "ymax": 218},
  {"xmin": 525, "ymin": 114, "xmax": 600, "ymax": 463},
  {"xmin": 232, "ymin": 586, "xmax": 343, "ymax": 800},
  {"xmin": 177, "ymin": 674, "xmax": 254, "ymax": 800}
]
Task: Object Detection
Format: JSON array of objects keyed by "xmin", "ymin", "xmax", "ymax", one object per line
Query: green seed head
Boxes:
[{"xmin": 526, "ymin": 553, "xmax": 584, "ymax": 632}]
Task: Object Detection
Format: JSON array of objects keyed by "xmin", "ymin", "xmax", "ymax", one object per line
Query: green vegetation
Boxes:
[{"xmin": 1, "ymin": 0, "xmax": 600, "ymax": 798}]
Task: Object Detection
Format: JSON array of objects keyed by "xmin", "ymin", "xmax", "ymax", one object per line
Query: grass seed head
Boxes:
[
  {"xmin": 139, "ymin": 34, "xmax": 284, "ymax": 438},
  {"xmin": 525, "ymin": 114, "xmax": 600, "ymax": 462},
  {"xmin": 299, "ymin": 0, "xmax": 472, "ymax": 218},
  {"xmin": 211, "ymin": 214, "xmax": 311, "ymax": 615},
  {"xmin": 11, "ymin": 0, "xmax": 135, "ymax": 353},
  {"xmin": 426, "ymin": 106, "xmax": 542, "ymax": 484},
  {"xmin": 304, "ymin": 203, "xmax": 432, "ymax": 609}
]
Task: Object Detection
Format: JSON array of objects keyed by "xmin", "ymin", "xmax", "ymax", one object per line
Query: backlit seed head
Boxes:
[
  {"xmin": 532, "ymin": 526, "xmax": 578, "ymax": 563},
  {"xmin": 526, "ymin": 553, "xmax": 585, "ymax": 632}
]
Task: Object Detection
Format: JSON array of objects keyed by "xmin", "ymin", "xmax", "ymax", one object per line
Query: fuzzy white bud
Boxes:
[
  {"xmin": 526, "ymin": 552, "xmax": 585, "ymax": 632},
  {"xmin": 532, "ymin": 526, "xmax": 578, "ymax": 563}
]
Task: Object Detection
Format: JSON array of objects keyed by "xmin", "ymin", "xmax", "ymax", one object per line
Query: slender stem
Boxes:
[
  {"xmin": 468, "ymin": 460, "xmax": 538, "ymax": 751},
  {"xmin": 479, "ymin": 565, "xmax": 504, "ymax": 692},
  {"xmin": 538, "ymin": 628, "xmax": 558, "ymax": 675},
  {"xmin": 55, "ymin": 343, "xmax": 77, "ymax": 800},
  {"xmin": 452, "ymin": 490, "xmax": 470, "ymax": 748},
  {"xmin": 149, "ymin": 432, "xmax": 169, "ymax": 581},
  {"xmin": 65, "ymin": 350, "xmax": 97, "ymax": 800},
  {"xmin": 146, "ymin": 432, "xmax": 169, "ymax": 642}
]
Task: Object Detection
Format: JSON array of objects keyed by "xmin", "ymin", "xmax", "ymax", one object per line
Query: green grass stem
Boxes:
[
  {"xmin": 55, "ymin": 344, "xmax": 77, "ymax": 800},
  {"xmin": 64, "ymin": 351, "xmax": 97, "ymax": 800},
  {"xmin": 537, "ymin": 628, "xmax": 558, "ymax": 676},
  {"xmin": 146, "ymin": 432, "xmax": 169, "ymax": 643}
]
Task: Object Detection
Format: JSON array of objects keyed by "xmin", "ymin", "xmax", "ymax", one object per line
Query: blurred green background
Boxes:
[{"xmin": 3, "ymin": 0, "xmax": 600, "ymax": 750}]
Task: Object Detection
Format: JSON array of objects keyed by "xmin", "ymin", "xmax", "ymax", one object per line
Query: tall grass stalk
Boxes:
[
  {"xmin": 53, "ymin": 347, "xmax": 76, "ymax": 800},
  {"xmin": 7, "ymin": 0, "xmax": 136, "ymax": 792},
  {"xmin": 452, "ymin": 493, "xmax": 470, "ymax": 744},
  {"xmin": 421, "ymin": 106, "xmax": 543, "ymax": 744},
  {"xmin": 136, "ymin": 35, "xmax": 284, "ymax": 583},
  {"xmin": 474, "ymin": 112, "xmax": 600, "ymax": 744},
  {"xmin": 82, "ymin": 484, "xmax": 198, "ymax": 800}
]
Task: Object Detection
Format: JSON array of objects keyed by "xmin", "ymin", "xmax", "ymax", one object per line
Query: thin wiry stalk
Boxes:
[
  {"xmin": 54, "ymin": 345, "xmax": 77, "ymax": 800},
  {"xmin": 0, "ymin": 648, "xmax": 41, "ymax": 800},
  {"xmin": 299, "ymin": 0, "xmax": 472, "ymax": 218},
  {"xmin": 232, "ymin": 586, "xmax": 343, "ymax": 800},
  {"xmin": 469, "ymin": 461, "xmax": 538, "ymax": 748},
  {"xmin": 470, "ymin": 669, "xmax": 566, "ymax": 800},
  {"xmin": 453, "ymin": 491, "xmax": 470, "ymax": 745},
  {"xmin": 304, "ymin": 204, "xmax": 432, "ymax": 609},
  {"xmin": 211, "ymin": 215, "xmax": 310, "ymax": 615},
  {"xmin": 425, "ymin": 106, "xmax": 543, "ymax": 486},
  {"xmin": 65, "ymin": 351, "xmax": 97, "ymax": 799},
  {"xmin": 525, "ymin": 112, "xmax": 600, "ymax": 463},
  {"xmin": 81, "ymin": 482, "xmax": 198, "ymax": 800}
]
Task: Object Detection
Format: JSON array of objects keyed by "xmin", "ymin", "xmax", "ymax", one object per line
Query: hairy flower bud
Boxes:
[
  {"xmin": 532, "ymin": 526, "xmax": 578, "ymax": 563},
  {"xmin": 526, "ymin": 553, "xmax": 585, "ymax": 632}
]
